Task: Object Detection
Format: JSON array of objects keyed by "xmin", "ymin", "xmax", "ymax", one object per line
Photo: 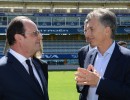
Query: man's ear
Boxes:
[
  {"xmin": 14, "ymin": 34, "xmax": 23, "ymax": 42},
  {"xmin": 105, "ymin": 26, "xmax": 111, "ymax": 37}
]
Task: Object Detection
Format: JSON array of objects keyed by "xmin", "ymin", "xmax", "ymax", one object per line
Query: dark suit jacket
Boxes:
[
  {"xmin": 33, "ymin": 57, "xmax": 48, "ymax": 84},
  {"xmin": 79, "ymin": 43, "xmax": 130, "ymax": 100},
  {"xmin": 78, "ymin": 45, "xmax": 89, "ymax": 68},
  {"xmin": 0, "ymin": 52, "xmax": 49, "ymax": 100},
  {"xmin": 77, "ymin": 45, "xmax": 90, "ymax": 93}
]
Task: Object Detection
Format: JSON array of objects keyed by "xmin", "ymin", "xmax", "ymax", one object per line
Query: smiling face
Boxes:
[{"xmin": 84, "ymin": 17, "xmax": 109, "ymax": 48}]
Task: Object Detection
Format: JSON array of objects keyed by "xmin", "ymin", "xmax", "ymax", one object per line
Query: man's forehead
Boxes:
[{"xmin": 84, "ymin": 20, "xmax": 94, "ymax": 27}]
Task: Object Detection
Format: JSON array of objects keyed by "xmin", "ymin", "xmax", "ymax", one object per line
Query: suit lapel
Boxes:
[
  {"xmin": 89, "ymin": 51, "xmax": 98, "ymax": 66},
  {"xmin": 83, "ymin": 45, "xmax": 89, "ymax": 58},
  {"xmin": 7, "ymin": 52, "xmax": 43, "ymax": 97},
  {"xmin": 104, "ymin": 43, "xmax": 121, "ymax": 78},
  {"xmin": 32, "ymin": 59, "xmax": 47, "ymax": 88},
  {"xmin": 32, "ymin": 59, "xmax": 49, "ymax": 100},
  {"xmin": 84, "ymin": 49, "xmax": 97, "ymax": 68},
  {"xmin": 88, "ymin": 43, "xmax": 121, "ymax": 78}
]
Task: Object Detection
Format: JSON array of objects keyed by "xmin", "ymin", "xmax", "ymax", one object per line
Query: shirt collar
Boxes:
[
  {"xmin": 97, "ymin": 41, "xmax": 115, "ymax": 56},
  {"xmin": 88, "ymin": 44, "xmax": 97, "ymax": 51},
  {"xmin": 9, "ymin": 49, "xmax": 31, "ymax": 63}
]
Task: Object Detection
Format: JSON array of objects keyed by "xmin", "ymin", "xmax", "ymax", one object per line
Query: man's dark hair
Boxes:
[
  {"xmin": 6, "ymin": 16, "xmax": 30, "ymax": 46},
  {"xmin": 118, "ymin": 41, "xmax": 127, "ymax": 48}
]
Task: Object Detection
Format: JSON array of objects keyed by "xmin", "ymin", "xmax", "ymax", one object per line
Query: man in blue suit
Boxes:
[
  {"xmin": 0, "ymin": 16, "xmax": 49, "ymax": 100},
  {"xmin": 75, "ymin": 8, "xmax": 130, "ymax": 100}
]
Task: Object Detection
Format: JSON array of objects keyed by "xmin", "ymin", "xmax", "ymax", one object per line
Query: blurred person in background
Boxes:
[
  {"xmin": 76, "ymin": 25, "xmax": 96, "ymax": 93},
  {"xmin": 78, "ymin": 25, "xmax": 96, "ymax": 68},
  {"xmin": 3, "ymin": 39, "xmax": 9, "ymax": 55},
  {"xmin": 117, "ymin": 40, "xmax": 127, "ymax": 48},
  {"xmin": 75, "ymin": 8, "xmax": 130, "ymax": 100},
  {"xmin": 0, "ymin": 16, "xmax": 49, "ymax": 100}
]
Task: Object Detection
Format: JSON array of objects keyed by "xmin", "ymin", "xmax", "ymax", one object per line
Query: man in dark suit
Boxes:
[
  {"xmin": 77, "ymin": 45, "xmax": 95, "ymax": 93},
  {"xmin": 78, "ymin": 21, "xmax": 96, "ymax": 69},
  {"xmin": 77, "ymin": 15, "xmax": 96, "ymax": 94},
  {"xmin": 0, "ymin": 16, "xmax": 49, "ymax": 100},
  {"xmin": 78, "ymin": 45, "xmax": 91, "ymax": 68},
  {"xmin": 75, "ymin": 8, "xmax": 130, "ymax": 100}
]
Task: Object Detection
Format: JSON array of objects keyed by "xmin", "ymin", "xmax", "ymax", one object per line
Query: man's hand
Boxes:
[{"xmin": 75, "ymin": 64, "xmax": 101, "ymax": 86}]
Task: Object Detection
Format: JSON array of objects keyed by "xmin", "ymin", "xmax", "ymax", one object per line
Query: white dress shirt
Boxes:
[{"xmin": 87, "ymin": 41, "xmax": 115, "ymax": 100}]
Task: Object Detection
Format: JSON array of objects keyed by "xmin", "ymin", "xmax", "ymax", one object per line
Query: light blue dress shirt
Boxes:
[{"xmin": 87, "ymin": 41, "xmax": 115, "ymax": 100}]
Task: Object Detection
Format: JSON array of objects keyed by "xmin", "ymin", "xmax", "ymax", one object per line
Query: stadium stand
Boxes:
[
  {"xmin": 0, "ymin": 0, "xmax": 130, "ymax": 70},
  {"xmin": 44, "ymin": 40, "xmax": 86, "ymax": 54}
]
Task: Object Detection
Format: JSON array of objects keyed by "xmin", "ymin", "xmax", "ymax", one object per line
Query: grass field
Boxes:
[{"xmin": 48, "ymin": 71, "xmax": 79, "ymax": 100}]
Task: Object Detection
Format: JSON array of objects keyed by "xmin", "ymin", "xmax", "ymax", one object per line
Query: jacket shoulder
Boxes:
[
  {"xmin": 79, "ymin": 45, "xmax": 89, "ymax": 51},
  {"xmin": 33, "ymin": 57, "xmax": 48, "ymax": 65},
  {"xmin": 0, "ymin": 56, "xmax": 7, "ymax": 65}
]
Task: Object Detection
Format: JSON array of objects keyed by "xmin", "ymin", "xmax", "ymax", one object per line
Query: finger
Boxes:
[
  {"xmin": 76, "ymin": 76, "xmax": 87, "ymax": 82},
  {"xmin": 87, "ymin": 64, "xmax": 94, "ymax": 72},
  {"xmin": 77, "ymin": 81, "xmax": 89, "ymax": 85},
  {"xmin": 75, "ymin": 71, "xmax": 88, "ymax": 80},
  {"xmin": 75, "ymin": 73, "xmax": 84, "ymax": 80},
  {"xmin": 77, "ymin": 67, "xmax": 88, "ymax": 74}
]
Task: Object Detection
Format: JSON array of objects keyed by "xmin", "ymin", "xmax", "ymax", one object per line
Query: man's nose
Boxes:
[
  {"xmin": 85, "ymin": 30, "xmax": 91, "ymax": 37},
  {"xmin": 38, "ymin": 33, "xmax": 43, "ymax": 40}
]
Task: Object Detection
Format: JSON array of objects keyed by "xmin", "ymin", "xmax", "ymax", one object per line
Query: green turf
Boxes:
[{"xmin": 48, "ymin": 71, "xmax": 79, "ymax": 100}]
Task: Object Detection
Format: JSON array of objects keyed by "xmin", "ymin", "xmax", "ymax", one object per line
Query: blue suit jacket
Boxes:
[
  {"xmin": 0, "ymin": 52, "xmax": 49, "ymax": 100},
  {"xmin": 79, "ymin": 43, "xmax": 130, "ymax": 100}
]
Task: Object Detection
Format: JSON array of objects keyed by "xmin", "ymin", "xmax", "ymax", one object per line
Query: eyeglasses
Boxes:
[{"xmin": 25, "ymin": 30, "xmax": 41, "ymax": 36}]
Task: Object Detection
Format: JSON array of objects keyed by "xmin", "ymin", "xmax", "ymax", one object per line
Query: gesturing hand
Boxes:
[{"xmin": 75, "ymin": 64, "xmax": 101, "ymax": 86}]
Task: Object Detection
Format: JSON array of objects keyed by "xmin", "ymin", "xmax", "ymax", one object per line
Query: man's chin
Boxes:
[{"xmin": 35, "ymin": 48, "xmax": 40, "ymax": 52}]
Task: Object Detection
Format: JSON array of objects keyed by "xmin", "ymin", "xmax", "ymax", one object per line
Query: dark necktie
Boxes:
[
  {"xmin": 26, "ymin": 59, "xmax": 43, "ymax": 93},
  {"xmin": 26, "ymin": 59, "xmax": 49, "ymax": 100}
]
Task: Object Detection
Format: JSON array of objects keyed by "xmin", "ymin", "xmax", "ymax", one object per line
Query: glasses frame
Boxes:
[{"xmin": 25, "ymin": 30, "xmax": 41, "ymax": 36}]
